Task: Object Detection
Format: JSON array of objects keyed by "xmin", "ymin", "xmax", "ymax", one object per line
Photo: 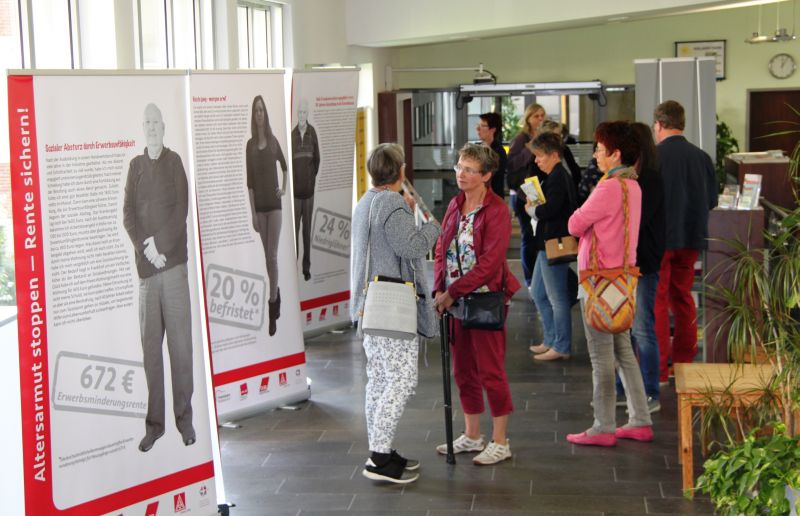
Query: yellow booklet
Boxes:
[{"xmin": 520, "ymin": 176, "xmax": 546, "ymax": 205}]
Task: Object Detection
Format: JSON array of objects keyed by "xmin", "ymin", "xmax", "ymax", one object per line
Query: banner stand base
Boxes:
[
  {"xmin": 277, "ymin": 404, "xmax": 303, "ymax": 411},
  {"xmin": 218, "ymin": 502, "xmax": 235, "ymax": 515}
]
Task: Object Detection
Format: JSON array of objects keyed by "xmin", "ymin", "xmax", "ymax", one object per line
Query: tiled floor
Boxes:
[{"xmin": 218, "ymin": 263, "xmax": 715, "ymax": 515}]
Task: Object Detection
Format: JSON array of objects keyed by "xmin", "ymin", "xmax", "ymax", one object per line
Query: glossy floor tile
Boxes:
[{"xmin": 218, "ymin": 262, "xmax": 714, "ymax": 515}]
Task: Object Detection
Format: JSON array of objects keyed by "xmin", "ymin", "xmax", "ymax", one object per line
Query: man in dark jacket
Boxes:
[
  {"xmin": 292, "ymin": 99, "xmax": 321, "ymax": 281},
  {"xmin": 123, "ymin": 103, "xmax": 195, "ymax": 453},
  {"xmin": 653, "ymin": 100, "xmax": 718, "ymax": 382}
]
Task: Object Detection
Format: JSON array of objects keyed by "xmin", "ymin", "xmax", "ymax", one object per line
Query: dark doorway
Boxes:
[{"xmin": 748, "ymin": 89, "xmax": 800, "ymax": 154}]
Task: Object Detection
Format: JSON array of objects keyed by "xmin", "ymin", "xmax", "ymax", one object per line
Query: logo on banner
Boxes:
[
  {"xmin": 199, "ymin": 483, "xmax": 210, "ymax": 507},
  {"xmin": 295, "ymin": 368, "xmax": 301, "ymax": 376},
  {"xmin": 173, "ymin": 492, "xmax": 187, "ymax": 513},
  {"xmin": 332, "ymin": 305, "xmax": 339, "ymax": 316},
  {"xmin": 259, "ymin": 376, "xmax": 270, "ymax": 393},
  {"xmin": 319, "ymin": 308, "xmax": 327, "ymax": 321},
  {"xmin": 240, "ymin": 382, "xmax": 248, "ymax": 398},
  {"xmin": 306, "ymin": 312, "xmax": 312, "ymax": 325},
  {"xmin": 145, "ymin": 502, "xmax": 159, "ymax": 516},
  {"xmin": 279, "ymin": 372, "xmax": 287, "ymax": 386}
]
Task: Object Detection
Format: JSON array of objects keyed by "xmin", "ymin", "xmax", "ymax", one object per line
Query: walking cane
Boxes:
[{"xmin": 439, "ymin": 310, "xmax": 456, "ymax": 464}]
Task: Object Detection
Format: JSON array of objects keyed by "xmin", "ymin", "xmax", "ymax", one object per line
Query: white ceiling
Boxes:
[{"xmin": 344, "ymin": 0, "xmax": 792, "ymax": 47}]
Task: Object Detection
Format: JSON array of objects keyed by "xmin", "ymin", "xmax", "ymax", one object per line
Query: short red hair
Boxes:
[{"xmin": 594, "ymin": 121, "xmax": 640, "ymax": 167}]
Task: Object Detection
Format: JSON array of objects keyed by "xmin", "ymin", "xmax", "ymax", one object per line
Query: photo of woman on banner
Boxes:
[
  {"xmin": 123, "ymin": 103, "xmax": 195, "ymax": 453},
  {"xmin": 291, "ymin": 97, "xmax": 321, "ymax": 282},
  {"xmin": 246, "ymin": 95, "xmax": 288, "ymax": 337}
]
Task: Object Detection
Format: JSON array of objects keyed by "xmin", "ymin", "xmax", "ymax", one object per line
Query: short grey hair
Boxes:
[
  {"xmin": 367, "ymin": 143, "xmax": 404, "ymax": 186},
  {"xmin": 458, "ymin": 143, "xmax": 498, "ymax": 176},
  {"xmin": 539, "ymin": 119, "xmax": 561, "ymax": 134}
]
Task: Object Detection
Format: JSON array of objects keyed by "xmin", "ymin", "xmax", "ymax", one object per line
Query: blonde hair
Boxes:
[{"xmin": 521, "ymin": 103, "xmax": 545, "ymax": 136}]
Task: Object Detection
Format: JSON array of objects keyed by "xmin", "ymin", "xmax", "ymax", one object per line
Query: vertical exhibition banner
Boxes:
[
  {"xmin": 8, "ymin": 72, "xmax": 217, "ymax": 515},
  {"xmin": 291, "ymin": 70, "xmax": 359, "ymax": 334},
  {"xmin": 190, "ymin": 72, "xmax": 308, "ymax": 421}
]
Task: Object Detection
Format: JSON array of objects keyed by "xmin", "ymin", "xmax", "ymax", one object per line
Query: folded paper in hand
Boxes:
[{"xmin": 520, "ymin": 176, "xmax": 546, "ymax": 205}]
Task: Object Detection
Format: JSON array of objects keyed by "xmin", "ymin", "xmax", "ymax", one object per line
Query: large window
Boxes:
[
  {"xmin": 237, "ymin": 1, "xmax": 282, "ymax": 69},
  {"xmin": 16, "ymin": 0, "xmax": 213, "ymax": 70},
  {"xmin": 137, "ymin": 0, "xmax": 210, "ymax": 69},
  {"xmin": 1, "ymin": 0, "xmax": 22, "ymax": 307}
]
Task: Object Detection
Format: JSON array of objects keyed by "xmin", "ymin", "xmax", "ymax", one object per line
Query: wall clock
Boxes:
[{"xmin": 768, "ymin": 53, "xmax": 796, "ymax": 79}]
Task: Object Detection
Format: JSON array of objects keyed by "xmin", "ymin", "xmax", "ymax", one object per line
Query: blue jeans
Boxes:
[
  {"xmin": 531, "ymin": 250, "xmax": 572, "ymax": 354},
  {"xmin": 616, "ymin": 272, "xmax": 660, "ymax": 400},
  {"xmin": 511, "ymin": 192, "xmax": 536, "ymax": 286}
]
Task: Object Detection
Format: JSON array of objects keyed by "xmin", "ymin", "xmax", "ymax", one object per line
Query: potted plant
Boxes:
[
  {"xmin": 695, "ymin": 422, "xmax": 800, "ymax": 515},
  {"xmin": 690, "ymin": 127, "xmax": 800, "ymax": 511},
  {"xmin": 716, "ymin": 116, "xmax": 739, "ymax": 191}
]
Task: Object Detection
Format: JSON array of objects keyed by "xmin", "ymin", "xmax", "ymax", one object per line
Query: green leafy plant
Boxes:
[
  {"xmin": 760, "ymin": 103, "xmax": 800, "ymax": 180},
  {"xmin": 706, "ymin": 201, "xmax": 800, "ymax": 431},
  {"xmin": 691, "ymin": 111, "xmax": 800, "ymax": 511},
  {"xmin": 501, "ymin": 96, "xmax": 522, "ymax": 142},
  {"xmin": 695, "ymin": 423, "xmax": 800, "ymax": 516},
  {"xmin": 0, "ymin": 226, "xmax": 15, "ymax": 306},
  {"xmin": 716, "ymin": 116, "xmax": 739, "ymax": 192}
]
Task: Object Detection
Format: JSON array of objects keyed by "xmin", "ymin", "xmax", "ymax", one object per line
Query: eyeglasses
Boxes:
[
  {"xmin": 476, "ymin": 123, "xmax": 489, "ymax": 129},
  {"xmin": 453, "ymin": 163, "xmax": 481, "ymax": 175}
]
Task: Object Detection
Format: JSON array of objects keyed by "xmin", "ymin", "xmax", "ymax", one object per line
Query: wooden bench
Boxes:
[{"xmin": 674, "ymin": 363, "xmax": 776, "ymax": 492}]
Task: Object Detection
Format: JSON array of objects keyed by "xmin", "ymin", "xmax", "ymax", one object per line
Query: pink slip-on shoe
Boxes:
[
  {"xmin": 615, "ymin": 425, "xmax": 654, "ymax": 442},
  {"xmin": 566, "ymin": 431, "xmax": 616, "ymax": 447}
]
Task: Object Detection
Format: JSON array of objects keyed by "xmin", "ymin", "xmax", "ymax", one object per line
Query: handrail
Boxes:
[{"xmin": 760, "ymin": 197, "xmax": 790, "ymax": 221}]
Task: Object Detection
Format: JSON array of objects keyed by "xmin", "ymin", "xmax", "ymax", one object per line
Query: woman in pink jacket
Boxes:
[{"xmin": 566, "ymin": 121, "xmax": 653, "ymax": 447}]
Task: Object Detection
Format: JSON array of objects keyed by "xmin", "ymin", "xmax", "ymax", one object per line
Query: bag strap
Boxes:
[
  {"xmin": 453, "ymin": 212, "xmax": 506, "ymax": 292},
  {"xmin": 362, "ymin": 192, "xmax": 381, "ymax": 293},
  {"xmin": 363, "ymin": 190, "xmax": 418, "ymax": 295},
  {"xmin": 588, "ymin": 176, "xmax": 631, "ymax": 273}
]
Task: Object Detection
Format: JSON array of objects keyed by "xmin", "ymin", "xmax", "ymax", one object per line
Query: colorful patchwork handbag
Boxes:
[{"xmin": 579, "ymin": 177, "xmax": 640, "ymax": 334}]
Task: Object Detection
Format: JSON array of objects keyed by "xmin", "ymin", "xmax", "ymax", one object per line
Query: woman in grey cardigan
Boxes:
[{"xmin": 350, "ymin": 143, "xmax": 440, "ymax": 484}]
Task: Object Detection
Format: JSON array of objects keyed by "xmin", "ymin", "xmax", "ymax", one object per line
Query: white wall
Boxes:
[
  {"xmin": 344, "ymin": 0, "xmax": 781, "ymax": 47},
  {"xmin": 284, "ymin": 0, "xmax": 391, "ymax": 148}
]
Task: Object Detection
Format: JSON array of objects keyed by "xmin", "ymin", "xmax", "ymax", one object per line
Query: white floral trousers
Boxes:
[{"xmin": 363, "ymin": 335, "xmax": 419, "ymax": 453}]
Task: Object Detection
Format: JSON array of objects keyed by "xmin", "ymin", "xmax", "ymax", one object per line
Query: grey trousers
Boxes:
[
  {"xmin": 363, "ymin": 335, "xmax": 418, "ymax": 453},
  {"xmin": 581, "ymin": 300, "xmax": 652, "ymax": 433},
  {"xmin": 256, "ymin": 210, "xmax": 282, "ymax": 302},
  {"xmin": 294, "ymin": 196, "xmax": 314, "ymax": 275},
  {"xmin": 139, "ymin": 262, "xmax": 194, "ymax": 439}
]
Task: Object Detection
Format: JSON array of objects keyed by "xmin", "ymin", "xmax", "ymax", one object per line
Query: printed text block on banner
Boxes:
[
  {"xmin": 51, "ymin": 351, "xmax": 147, "ymax": 418},
  {"xmin": 205, "ymin": 263, "xmax": 267, "ymax": 331},
  {"xmin": 311, "ymin": 207, "xmax": 351, "ymax": 258}
]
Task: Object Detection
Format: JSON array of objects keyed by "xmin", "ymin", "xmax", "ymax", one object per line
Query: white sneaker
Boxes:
[
  {"xmin": 472, "ymin": 440, "xmax": 512, "ymax": 465},
  {"xmin": 436, "ymin": 433, "xmax": 485, "ymax": 455}
]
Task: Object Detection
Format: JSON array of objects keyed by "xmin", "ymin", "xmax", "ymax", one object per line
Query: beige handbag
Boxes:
[{"xmin": 545, "ymin": 236, "xmax": 579, "ymax": 265}]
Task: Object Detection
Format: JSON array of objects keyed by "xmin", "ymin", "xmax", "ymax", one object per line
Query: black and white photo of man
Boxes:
[
  {"xmin": 123, "ymin": 103, "xmax": 195, "ymax": 453},
  {"xmin": 291, "ymin": 98, "xmax": 320, "ymax": 281}
]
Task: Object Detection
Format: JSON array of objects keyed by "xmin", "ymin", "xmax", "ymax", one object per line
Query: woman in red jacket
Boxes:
[{"xmin": 433, "ymin": 143, "xmax": 521, "ymax": 465}]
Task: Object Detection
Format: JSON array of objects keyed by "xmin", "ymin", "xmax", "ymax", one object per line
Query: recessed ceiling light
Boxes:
[{"xmin": 608, "ymin": 16, "xmax": 629, "ymax": 22}]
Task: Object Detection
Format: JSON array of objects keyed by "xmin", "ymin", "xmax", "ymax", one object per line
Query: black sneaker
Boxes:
[
  {"xmin": 362, "ymin": 458, "xmax": 419, "ymax": 484},
  {"xmin": 390, "ymin": 449, "xmax": 420, "ymax": 471}
]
